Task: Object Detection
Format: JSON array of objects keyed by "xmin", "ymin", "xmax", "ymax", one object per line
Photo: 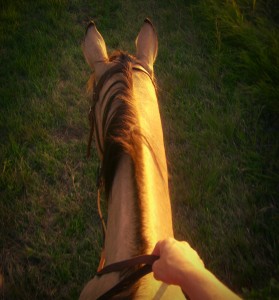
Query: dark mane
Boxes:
[
  {"xmin": 92, "ymin": 52, "xmax": 140, "ymax": 196},
  {"xmin": 90, "ymin": 51, "xmax": 147, "ymax": 298}
]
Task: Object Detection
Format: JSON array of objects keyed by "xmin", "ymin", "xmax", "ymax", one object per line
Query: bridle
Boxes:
[{"xmin": 87, "ymin": 63, "xmax": 160, "ymax": 299}]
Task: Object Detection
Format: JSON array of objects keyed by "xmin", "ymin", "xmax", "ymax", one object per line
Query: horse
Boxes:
[{"xmin": 80, "ymin": 19, "xmax": 185, "ymax": 300}]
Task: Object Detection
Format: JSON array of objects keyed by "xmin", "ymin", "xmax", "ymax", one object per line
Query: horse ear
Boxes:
[
  {"xmin": 135, "ymin": 19, "xmax": 158, "ymax": 74},
  {"xmin": 83, "ymin": 21, "xmax": 109, "ymax": 79}
]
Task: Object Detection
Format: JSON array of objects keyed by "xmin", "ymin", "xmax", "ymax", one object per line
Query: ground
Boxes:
[{"xmin": 0, "ymin": 0, "xmax": 278, "ymax": 299}]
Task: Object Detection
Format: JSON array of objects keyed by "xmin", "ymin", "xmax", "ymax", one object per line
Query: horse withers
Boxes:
[{"xmin": 80, "ymin": 19, "xmax": 185, "ymax": 300}]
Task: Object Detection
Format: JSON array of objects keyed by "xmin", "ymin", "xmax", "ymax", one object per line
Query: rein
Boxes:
[
  {"xmin": 96, "ymin": 255, "xmax": 159, "ymax": 300},
  {"xmin": 87, "ymin": 63, "xmax": 159, "ymax": 299}
]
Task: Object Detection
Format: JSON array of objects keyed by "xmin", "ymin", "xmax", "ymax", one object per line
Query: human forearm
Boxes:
[
  {"xmin": 152, "ymin": 238, "xmax": 241, "ymax": 300},
  {"xmin": 179, "ymin": 267, "xmax": 241, "ymax": 300}
]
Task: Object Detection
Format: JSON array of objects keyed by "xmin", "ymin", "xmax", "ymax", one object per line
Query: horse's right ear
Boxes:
[
  {"xmin": 135, "ymin": 18, "xmax": 158, "ymax": 75},
  {"xmin": 83, "ymin": 21, "xmax": 109, "ymax": 79}
]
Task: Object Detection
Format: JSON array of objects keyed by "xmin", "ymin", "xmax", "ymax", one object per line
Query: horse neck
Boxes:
[
  {"xmin": 104, "ymin": 71, "xmax": 174, "ymax": 265},
  {"xmin": 133, "ymin": 71, "xmax": 174, "ymax": 252},
  {"xmin": 130, "ymin": 70, "xmax": 185, "ymax": 300}
]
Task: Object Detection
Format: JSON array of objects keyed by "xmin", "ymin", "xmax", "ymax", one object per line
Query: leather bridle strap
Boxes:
[
  {"xmin": 133, "ymin": 65, "xmax": 156, "ymax": 87},
  {"xmin": 96, "ymin": 254, "xmax": 159, "ymax": 300}
]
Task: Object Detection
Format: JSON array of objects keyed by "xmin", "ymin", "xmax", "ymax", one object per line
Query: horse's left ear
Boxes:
[
  {"xmin": 83, "ymin": 21, "xmax": 111, "ymax": 80},
  {"xmin": 135, "ymin": 19, "xmax": 158, "ymax": 75}
]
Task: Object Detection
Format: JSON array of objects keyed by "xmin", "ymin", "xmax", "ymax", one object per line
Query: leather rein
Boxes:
[
  {"xmin": 87, "ymin": 64, "xmax": 159, "ymax": 299},
  {"xmin": 96, "ymin": 255, "xmax": 159, "ymax": 299}
]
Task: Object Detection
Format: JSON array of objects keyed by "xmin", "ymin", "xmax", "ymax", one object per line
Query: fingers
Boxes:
[
  {"xmin": 152, "ymin": 260, "xmax": 160, "ymax": 280},
  {"xmin": 152, "ymin": 237, "xmax": 177, "ymax": 258}
]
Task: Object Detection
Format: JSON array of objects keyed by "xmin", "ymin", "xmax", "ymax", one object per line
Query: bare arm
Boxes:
[{"xmin": 152, "ymin": 238, "xmax": 241, "ymax": 300}]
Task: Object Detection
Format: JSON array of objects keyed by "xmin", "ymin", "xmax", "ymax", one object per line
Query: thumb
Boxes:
[{"xmin": 152, "ymin": 240, "xmax": 162, "ymax": 256}]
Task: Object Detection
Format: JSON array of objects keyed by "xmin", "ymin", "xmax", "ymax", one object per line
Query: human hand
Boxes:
[
  {"xmin": 152, "ymin": 237, "xmax": 205, "ymax": 287},
  {"xmin": 152, "ymin": 238, "xmax": 241, "ymax": 300}
]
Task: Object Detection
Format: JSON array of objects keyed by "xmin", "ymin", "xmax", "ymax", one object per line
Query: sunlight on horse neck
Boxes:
[
  {"xmin": 104, "ymin": 70, "xmax": 174, "ymax": 265},
  {"xmin": 133, "ymin": 70, "xmax": 184, "ymax": 299},
  {"xmin": 133, "ymin": 72, "xmax": 174, "ymax": 251}
]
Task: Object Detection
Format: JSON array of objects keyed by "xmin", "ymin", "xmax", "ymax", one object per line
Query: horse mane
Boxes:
[
  {"xmin": 95, "ymin": 52, "xmax": 140, "ymax": 193},
  {"xmin": 90, "ymin": 51, "xmax": 148, "ymax": 298}
]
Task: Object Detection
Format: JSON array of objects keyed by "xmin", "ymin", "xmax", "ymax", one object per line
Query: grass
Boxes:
[{"xmin": 1, "ymin": 0, "xmax": 278, "ymax": 299}]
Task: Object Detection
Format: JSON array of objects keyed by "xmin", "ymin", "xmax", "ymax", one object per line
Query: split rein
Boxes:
[
  {"xmin": 96, "ymin": 255, "xmax": 159, "ymax": 299},
  {"xmin": 86, "ymin": 64, "xmax": 160, "ymax": 299}
]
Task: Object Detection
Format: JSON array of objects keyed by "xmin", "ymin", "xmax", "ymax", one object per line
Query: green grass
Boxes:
[{"xmin": 1, "ymin": 0, "xmax": 278, "ymax": 299}]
